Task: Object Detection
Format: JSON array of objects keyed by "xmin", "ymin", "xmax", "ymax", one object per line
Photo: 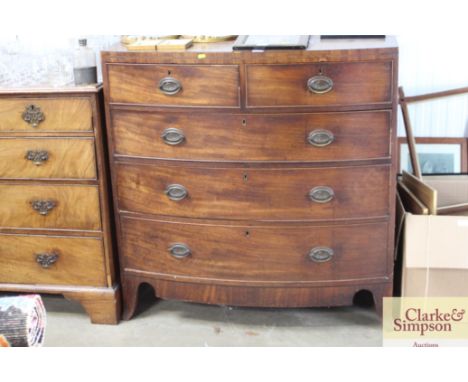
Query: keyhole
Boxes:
[
  {"xmin": 241, "ymin": 119, "xmax": 247, "ymax": 126},
  {"xmin": 245, "ymin": 230, "xmax": 250, "ymax": 237},
  {"xmin": 243, "ymin": 173, "xmax": 248, "ymax": 182},
  {"xmin": 168, "ymin": 70, "xmax": 172, "ymax": 75}
]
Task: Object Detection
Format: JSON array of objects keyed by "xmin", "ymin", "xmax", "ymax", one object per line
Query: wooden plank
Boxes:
[
  {"xmin": 438, "ymin": 203, "xmax": 468, "ymax": 215},
  {"xmin": 394, "ymin": 193, "xmax": 406, "ymax": 261},
  {"xmin": 403, "ymin": 86, "xmax": 468, "ymax": 104},
  {"xmin": 401, "ymin": 170, "xmax": 437, "ymax": 214},
  {"xmin": 397, "ymin": 181, "xmax": 429, "ymax": 215},
  {"xmin": 112, "ymin": 110, "xmax": 391, "ymax": 163},
  {"xmin": 398, "ymin": 87, "xmax": 422, "ymax": 178}
]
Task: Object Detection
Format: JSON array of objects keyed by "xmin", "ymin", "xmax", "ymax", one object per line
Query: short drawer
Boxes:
[
  {"xmin": 0, "ymin": 97, "xmax": 92, "ymax": 132},
  {"xmin": 0, "ymin": 138, "xmax": 97, "ymax": 179},
  {"xmin": 0, "ymin": 184, "xmax": 101, "ymax": 231},
  {"xmin": 116, "ymin": 163, "xmax": 389, "ymax": 221},
  {"xmin": 107, "ymin": 64, "xmax": 240, "ymax": 107},
  {"xmin": 121, "ymin": 216, "xmax": 389, "ymax": 283},
  {"xmin": 0, "ymin": 234, "xmax": 107, "ymax": 286},
  {"xmin": 112, "ymin": 110, "xmax": 391, "ymax": 162},
  {"xmin": 246, "ymin": 62, "xmax": 393, "ymax": 108}
]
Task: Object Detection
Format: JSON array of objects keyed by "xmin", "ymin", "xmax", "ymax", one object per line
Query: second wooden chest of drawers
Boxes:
[
  {"xmin": 0, "ymin": 86, "xmax": 120, "ymax": 324},
  {"xmin": 102, "ymin": 36, "xmax": 398, "ymax": 319}
]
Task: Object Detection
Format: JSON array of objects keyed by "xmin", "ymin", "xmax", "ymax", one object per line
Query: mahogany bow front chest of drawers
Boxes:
[
  {"xmin": 102, "ymin": 36, "xmax": 398, "ymax": 319},
  {"xmin": 0, "ymin": 86, "xmax": 120, "ymax": 324}
]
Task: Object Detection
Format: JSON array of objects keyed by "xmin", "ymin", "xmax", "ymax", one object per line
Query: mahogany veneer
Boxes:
[
  {"xmin": 112, "ymin": 110, "xmax": 391, "ymax": 162},
  {"xmin": 102, "ymin": 36, "xmax": 398, "ymax": 319}
]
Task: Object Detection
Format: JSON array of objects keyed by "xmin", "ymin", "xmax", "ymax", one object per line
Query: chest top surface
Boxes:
[{"xmin": 101, "ymin": 36, "xmax": 398, "ymax": 65}]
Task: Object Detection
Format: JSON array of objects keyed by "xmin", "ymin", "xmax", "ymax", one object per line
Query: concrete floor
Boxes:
[{"xmin": 41, "ymin": 289, "xmax": 382, "ymax": 346}]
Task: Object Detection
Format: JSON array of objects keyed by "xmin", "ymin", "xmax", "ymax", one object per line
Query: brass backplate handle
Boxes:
[
  {"xmin": 22, "ymin": 104, "xmax": 45, "ymax": 127},
  {"xmin": 161, "ymin": 128, "xmax": 185, "ymax": 145},
  {"xmin": 308, "ymin": 247, "xmax": 334, "ymax": 263},
  {"xmin": 307, "ymin": 75, "xmax": 334, "ymax": 94},
  {"xmin": 25, "ymin": 150, "xmax": 49, "ymax": 166},
  {"xmin": 168, "ymin": 243, "xmax": 191, "ymax": 259},
  {"xmin": 307, "ymin": 129, "xmax": 334, "ymax": 147},
  {"xmin": 159, "ymin": 77, "xmax": 182, "ymax": 95},
  {"xmin": 36, "ymin": 252, "xmax": 59, "ymax": 268},
  {"xmin": 165, "ymin": 184, "xmax": 188, "ymax": 201},
  {"xmin": 31, "ymin": 200, "xmax": 56, "ymax": 216},
  {"xmin": 309, "ymin": 186, "xmax": 335, "ymax": 203}
]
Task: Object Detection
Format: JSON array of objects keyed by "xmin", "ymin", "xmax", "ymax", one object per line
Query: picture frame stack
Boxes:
[{"xmin": 397, "ymin": 137, "xmax": 468, "ymax": 175}]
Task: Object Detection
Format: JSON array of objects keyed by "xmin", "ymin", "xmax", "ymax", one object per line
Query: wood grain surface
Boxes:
[
  {"xmin": 402, "ymin": 170, "xmax": 437, "ymax": 214},
  {"xmin": 246, "ymin": 62, "xmax": 393, "ymax": 108},
  {"xmin": 121, "ymin": 274, "xmax": 392, "ymax": 319},
  {"xmin": 0, "ymin": 97, "xmax": 92, "ymax": 132},
  {"xmin": 116, "ymin": 162, "xmax": 390, "ymax": 221},
  {"xmin": 0, "ymin": 184, "xmax": 101, "ymax": 230},
  {"xmin": 108, "ymin": 64, "xmax": 240, "ymax": 107},
  {"xmin": 101, "ymin": 36, "xmax": 398, "ymax": 65},
  {"xmin": 111, "ymin": 110, "xmax": 391, "ymax": 162},
  {"xmin": 101, "ymin": 39, "xmax": 398, "ymax": 317},
  {"xmin": 0, "ymin": 88, "xmax": 120, "ymax": 324},
  {"xmin": 121, "ymin": 216, "xmax": 389, "ymax": 284},
  {"xmin": 0, "ymin": 137, "xmax": 97, "ymax": 179},
  {"xmin": 0, "ymin": 233, "xmax": 106, "ymax": 286}
]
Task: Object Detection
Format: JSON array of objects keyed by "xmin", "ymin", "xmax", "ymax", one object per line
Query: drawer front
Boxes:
[
  {"xmin": 246, "ymin": 62, "xmax": 393, "ymax": 108},
  {"xmin": 121, "ymin": 217, "xmax": 389, "ymax": 283},
  {"xmin": 112, "ymin": 110, "xmax": 391, "ymax": 162},
  {"xmin": 0, "ymin": 234, "xmax": 107, "ymax": 286},
  {"xmin": 116, "ymin": 163, "xmax": 389, "ymax": 220},
  {"xmin": 0, "ymin": 138, "xmax": 97, "ymax": 179},
  {"xmin": 0, "ymin": 98, "xmax": 92, "ymax": 132},
  {"xmin": 107, "ymin": 64, "xmax": 240, "ymax": 107},
  {"xmin": 0, "ymin": 184, "xmax": 101, "ymax": 230}
]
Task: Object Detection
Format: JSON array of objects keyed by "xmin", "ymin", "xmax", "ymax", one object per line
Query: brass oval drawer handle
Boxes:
[
  {"xmin": 168, "ymin": 243, "xmax": 191, "ymax": 259},
  {"xmin": 22, "ymin": 104, "xmax": 45, "ymax": 128},
  {"xmin": 308, "ymin": 247, "xmax": 334, "ymax": 263},
  {"xmin": 165, "ymin": 184, "xmax": 188, "ymax": 201},
  {"xmin": 307, "ymin": 75, "xmax": 334, "ymax": 94},
  {"xmin": 36, "ymin": 251, "xmax": 59, "ymax": 268},
  {"xmin": 309, "ymin": 186, "xmax": 335, "ymax": 203},
  {"xmin": 307, "ymin": 129, "xmax": 334, "ymax": 147},
  {"xmin": 161, "ymin": 128, "xmax": 185, "ymax": 146},
  {"xmin": 25, "ymin": 150, "xmax": 49, "ymax": 166},
  {"xmin": 159, "ymin": 77, "xmax": 182, "ymax": 95},
  {"xmin": 31, "ymin": 200, "xmax": 56, "ymax": 216}
]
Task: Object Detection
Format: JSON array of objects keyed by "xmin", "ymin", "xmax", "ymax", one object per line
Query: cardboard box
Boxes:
[{"xmin": 397, "ymin": 175, "xmax": 468, "ymax": 297}]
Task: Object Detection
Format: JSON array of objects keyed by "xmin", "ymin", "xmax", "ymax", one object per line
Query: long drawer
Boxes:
[
  {"xmin": 0, "ymin": 233, "xmax": 107, "ymax": 286},
  {"xmin": 0, "ymin": 184, "xmax": 101, "ymax": 230},
  {"xmin": 0, "ymin": 138, "xmax": 97, "ymax": 179},
  {"xmin": 0, "ymin": 97, "xmax": 93, "ymax": 132},
  {"xmin": 112, "ymin": 110, "xmax": 391, "ymax": 162},
  {"xmin": 246, "ymin": 62, "xmax": 393, "ymax": 108},
  {"xmin": 107, "ymin": 64, "xmax": 240, "ymax": 107},
  {"xmin": 121, "ymin": 216, "xmax": 389, "ymax": 283},
  {"xmin": 116, "ymin": 163, "xmax": 389, "ymax": 221}
]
